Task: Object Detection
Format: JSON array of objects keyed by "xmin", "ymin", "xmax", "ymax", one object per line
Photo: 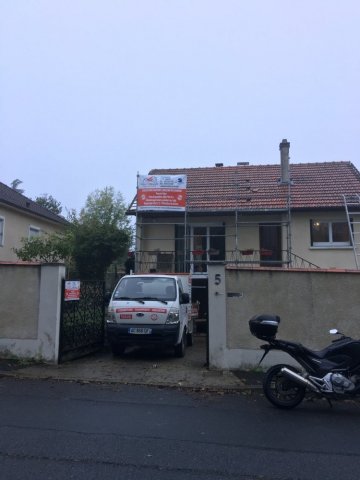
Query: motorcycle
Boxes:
[{"xmin": 249, "ymin": 314, "xmax": 360, "ymax": 409}]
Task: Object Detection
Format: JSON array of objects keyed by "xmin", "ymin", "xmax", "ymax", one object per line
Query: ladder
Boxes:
[{"xmin": 343, "ymin": 194, "xmax": 360, "ymax": 269}]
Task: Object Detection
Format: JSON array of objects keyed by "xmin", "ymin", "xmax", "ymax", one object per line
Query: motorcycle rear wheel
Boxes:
[{"xmin": 263, "ymin": 364, "xmax": 306, "ymax": 409}]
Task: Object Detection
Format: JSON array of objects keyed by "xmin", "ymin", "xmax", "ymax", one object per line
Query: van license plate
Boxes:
[{"xmin": 128, "ymin": 327, "xmax": 152, "ymax": 335}]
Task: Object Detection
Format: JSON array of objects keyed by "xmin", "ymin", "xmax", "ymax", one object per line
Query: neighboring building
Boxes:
[
  {"xmin": 0, "ymin": 182, "xmax": 68, "ymax": 262},
  {"xmin": 127, "ymin": 140, "xmax": 360, "ymax": 319}
]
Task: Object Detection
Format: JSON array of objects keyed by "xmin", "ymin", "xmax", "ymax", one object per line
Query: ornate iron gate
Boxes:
[{"xmin": 59, "ymin": 280, "xmax": 105, "ymax": 362}]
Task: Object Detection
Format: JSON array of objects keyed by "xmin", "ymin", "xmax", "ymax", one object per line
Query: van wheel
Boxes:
[
  {"xmin": 174, "ymin": 331, "xmax": 186, "ymax": 358},
  {"xmin": 186, "ymin": 332, "xmax": 193, "ymax": 347},
  {"xmin": 111, "ymin": 344, "xmax": 125, "ymax": 356}
]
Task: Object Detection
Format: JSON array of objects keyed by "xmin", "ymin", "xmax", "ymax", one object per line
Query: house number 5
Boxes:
[{"xmin": 215, "ymin": 273, "xmax": 221, "ymax": 285}]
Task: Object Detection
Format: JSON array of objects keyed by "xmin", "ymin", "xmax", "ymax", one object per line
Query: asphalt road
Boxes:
[{"xmin": 1, "ymin": 377, "xmax": 360, "ymax": 480}]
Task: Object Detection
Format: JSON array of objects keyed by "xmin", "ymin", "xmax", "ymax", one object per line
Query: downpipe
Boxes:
[{"xmin": 281, "ymin": 367, "xmax": 321, "ymax": 393}]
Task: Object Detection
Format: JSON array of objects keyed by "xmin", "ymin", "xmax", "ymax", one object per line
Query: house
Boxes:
[
  {"xmin": 0, "ymin": 182, "xmax": 68, "ymax": 262},
  {"xmin": 127, "ymin": 140, "xmax": 360, "ymax": 320}
]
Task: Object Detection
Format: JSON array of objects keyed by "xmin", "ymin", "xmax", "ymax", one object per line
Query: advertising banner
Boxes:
[{"xmin": 137, "ymin": 174, "xmax": 187, "ymax": 211}]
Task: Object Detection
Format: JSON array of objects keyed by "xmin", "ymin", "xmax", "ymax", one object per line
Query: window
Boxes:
[
  {"xmin": 310, "ymin": 220, "xmax": 351, "ymax": 247},
  {"xmin": 174, "ymin": 224, "xmax": 226, "ymax": 273},
  {"xmin": 0, "ymin": 217, "xmax": 4, "ymax": 246},
  {"xmin": 29, "ymin": 226, "xmax": 41, "ymax": 238},
  {"xmin": 191, "ymin": 225, "xmax": 226, "ymax": 273}
]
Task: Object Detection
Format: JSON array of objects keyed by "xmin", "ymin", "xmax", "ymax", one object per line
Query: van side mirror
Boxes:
[{"xmin": 180, "ymin": 293, "xmax": 190, "ymax": 304}]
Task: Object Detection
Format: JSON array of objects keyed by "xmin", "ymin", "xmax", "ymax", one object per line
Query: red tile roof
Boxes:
[{"xmin": 147, "ymin": 162, "xmax": 360, "ymax": 212}]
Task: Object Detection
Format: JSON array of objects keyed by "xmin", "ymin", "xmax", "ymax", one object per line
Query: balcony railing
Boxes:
[{"xmin": 134, "ymin": 249, "xmax": 320, "ymax": 273}]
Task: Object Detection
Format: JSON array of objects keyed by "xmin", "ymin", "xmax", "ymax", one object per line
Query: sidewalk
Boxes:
[{"xmin": 0, "ymin": 336, "xmax": 263, "ymax": 391}]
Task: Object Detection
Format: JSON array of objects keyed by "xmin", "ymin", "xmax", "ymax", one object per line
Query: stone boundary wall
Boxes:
[
  {"xmin": 208, "ymin": 265, "xmax": 360, "ymax": 370},
  {"xmin": 0, "ymin": 263, "xmax": 65, "ymax": 362}
]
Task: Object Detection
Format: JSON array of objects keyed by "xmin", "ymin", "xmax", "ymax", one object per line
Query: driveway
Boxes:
[{"xmin": 0, "ymin": 334, "xmax": 251, "ymax": 391}]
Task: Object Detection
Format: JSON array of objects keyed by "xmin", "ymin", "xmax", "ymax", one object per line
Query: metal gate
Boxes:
[{"xmin": 59, "ymin": 280, "xmax": 105, "ymax": 362}]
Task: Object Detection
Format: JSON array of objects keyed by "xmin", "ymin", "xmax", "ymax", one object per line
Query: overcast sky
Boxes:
[{"xmin": 1, "ymin": 1, "xmax": 359, "ymax": 214}]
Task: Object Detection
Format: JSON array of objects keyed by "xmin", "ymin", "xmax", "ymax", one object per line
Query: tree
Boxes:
[
  {"xmin": 78, "ymin": 186, "xmax": 129, "ymax": 229},
  {"xmin": 71, "ymin": 187, "xmax": 132, "ymax": 280},
  {"xmin": 35, "ymin": 194, "xmax": 62, "ymax": 215},
  {"xmin": 11, "ymin": 179, "xmax": 24, "ymax": 194},
  {"xmin": 13, "ymin": 232, "xmax": 72, "ymax": 263}
]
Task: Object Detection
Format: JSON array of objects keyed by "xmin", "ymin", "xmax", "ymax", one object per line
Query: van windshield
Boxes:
[{"xmin": 112, "ymin": 277, "xmax": 177, "ymax": 302}]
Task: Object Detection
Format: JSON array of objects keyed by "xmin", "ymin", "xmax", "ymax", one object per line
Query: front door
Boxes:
[{"xmin": 259, "ymin": 224, "xmax": 282, "ymax": 266}]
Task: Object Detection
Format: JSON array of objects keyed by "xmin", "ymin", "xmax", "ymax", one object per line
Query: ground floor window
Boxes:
[
  {"xmin": 191, "ymin": 226, "xmax": 226, "ymax": 273},
  {"xmin": 310, "ymin": 219, "xmax": 351, "ymax": 247},
  {"xmin": 175, "ymin": 225, "xmax": 225, "ymax": 273}
]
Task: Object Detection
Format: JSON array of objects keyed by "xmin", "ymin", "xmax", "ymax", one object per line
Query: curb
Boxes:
[{"xmin": 0, "ymin": 369, "xmax": 262, "ymax": 393}]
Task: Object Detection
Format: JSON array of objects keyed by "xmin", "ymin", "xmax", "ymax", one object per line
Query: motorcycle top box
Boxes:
[{"xmin": 249, "ymin": 314, "xmax": 280, "ymax": 340}]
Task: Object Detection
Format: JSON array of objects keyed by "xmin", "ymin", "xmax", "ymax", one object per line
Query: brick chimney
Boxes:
[{"xmin": 279, "ymin": 139, "xmax": 290, "ymax": 183}]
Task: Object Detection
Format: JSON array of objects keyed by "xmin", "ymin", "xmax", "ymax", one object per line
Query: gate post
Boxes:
[
  {"xmin": 38, "ymin": 263, "xmax": 66, "ymax": 363},
  {"xmin": 208, "ymin": 264, "xmax": 227, "ymax": 369}
]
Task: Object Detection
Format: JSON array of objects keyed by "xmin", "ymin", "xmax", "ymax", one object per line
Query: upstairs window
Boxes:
[
  {"xmin": 29, "ymin": 226, "xmax": 41, "ymax": 238},
  {"xmin": 310, "ymin": 220, "xmax": 351, "ymax": 247},
  {"xmin": 0, "ymin": 217, "xmax": 4, "ymax": 246}
]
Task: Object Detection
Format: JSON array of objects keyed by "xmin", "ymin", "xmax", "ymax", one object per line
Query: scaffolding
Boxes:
[{"xmin": 130, "ymin": 170, "xmax": 319, "ymax": 274}]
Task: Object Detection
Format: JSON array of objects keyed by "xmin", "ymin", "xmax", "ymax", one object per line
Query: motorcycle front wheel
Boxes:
[{"xmin": 263, "ymin": 364, "xmax": 306, "ymax": 409}]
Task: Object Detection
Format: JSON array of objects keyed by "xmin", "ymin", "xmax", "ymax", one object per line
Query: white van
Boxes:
[{"xmin": 106, "ymin": 274, "xmax": 192, "ymax": 357}]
